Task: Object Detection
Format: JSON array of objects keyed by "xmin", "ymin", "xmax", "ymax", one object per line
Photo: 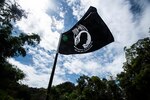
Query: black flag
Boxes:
[{"xmin": 58, "ymin": 6, "xmax": 114, "ymax": 55}]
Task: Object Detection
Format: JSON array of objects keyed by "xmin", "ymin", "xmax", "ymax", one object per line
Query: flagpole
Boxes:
[{"xmin": 46, "ymin": 34, "xmax": 62, "ymax": 100}]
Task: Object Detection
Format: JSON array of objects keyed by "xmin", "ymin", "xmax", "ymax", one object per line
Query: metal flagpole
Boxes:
[{"xmin": 46, "ymin": 34, "xmax": 62, "ymax": 100}]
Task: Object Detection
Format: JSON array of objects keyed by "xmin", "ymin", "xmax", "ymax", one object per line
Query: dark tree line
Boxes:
[
  {"xmin": 0, "ymin": 0, "xmax": 150, "ymax": 100},
  {"xmin": 49, "ymin": 37, "xmax": 150, "ymax": 100},
  {"xmin": 117, "ymin": 37, "xmax": 150, "ymax": 100},
  {"xmin": 0, "ymin": 0, "xmax": 40, "ymax": 99},
  {"xmin": 49, "ymin": 76, "xmax": 124, "ymax": 100}
]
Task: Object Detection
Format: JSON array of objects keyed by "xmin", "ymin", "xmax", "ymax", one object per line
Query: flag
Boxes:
[{"xmin": 58, "ymin": 6, "xmax": 114, "ymax": 55}]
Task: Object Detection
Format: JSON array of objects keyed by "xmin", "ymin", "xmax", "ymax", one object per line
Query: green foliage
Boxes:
[
  {"xmin": 0, "ymin": 0, "xmax": 40, "ymax": 99},
  {"xmin": 29, "ymin": 88, "xmax": 47, "ymax": 100},
  {"xmin": 0, "ymin": 90, "xmax": 14, "ymax": 100},
  {"xmin": 49, "ymin": 82, "xmax": 75, "ymax": 100},
  {"xmin": 49, "ymin": 75, "xmax": 124, "ymax": 100},
  {"xmin": 0, "ymin": 0, "xmax": 40, "ymax": 58},
  {"xmin": 49, "ymin": 37, "xmax": 150, "ymax": 100},
  {"xmin": 0, "ymin": 33, "xmax": 40, "ymax": 57},
  {"xmin": 1, "ymin": 1, "xmax": 150, "ymax": 100},
  {"xmin": 117, "ymin": 37, "xmax": 150, "ymax": 100},
  {"xmin": 0, "ymin": 63, "xmax": 25, "ymax": 89},
  {"xmin": 74, "ymin": 75, "xmax": 124, "ymax": 100}
]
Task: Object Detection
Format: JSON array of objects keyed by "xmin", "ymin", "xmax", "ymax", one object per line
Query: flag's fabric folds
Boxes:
[{"xmin": 58, "ymin": 6, "xmax": 114, "ymax": 55}]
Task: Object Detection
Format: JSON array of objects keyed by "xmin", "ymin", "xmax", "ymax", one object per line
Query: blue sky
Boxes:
[{"xmin": 8, "ymin": 0, "xmax": 150, "ymax": 88}]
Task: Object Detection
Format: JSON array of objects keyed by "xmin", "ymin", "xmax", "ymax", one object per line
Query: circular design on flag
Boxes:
[{"xmin": 72, "ymin": 24, "xmax": 93, "ymax": 52}]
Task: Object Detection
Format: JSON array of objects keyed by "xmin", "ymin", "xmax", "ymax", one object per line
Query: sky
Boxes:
[{"xmin": 8, "ymin": 0, "xmax": 150, "ymax": 88}]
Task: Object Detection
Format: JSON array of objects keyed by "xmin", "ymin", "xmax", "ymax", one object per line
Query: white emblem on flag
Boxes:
[{"xmin": 72, "ymin": 24, "xmax": 93, "ymax": 52}]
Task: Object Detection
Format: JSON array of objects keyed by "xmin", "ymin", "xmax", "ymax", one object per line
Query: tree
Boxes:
[
  {"xmin": 0, "ymin": 0, "xmax": 40, "ymax": 59},
  {"xmin": 49, "ymin": 82, "xmax": 75, "ymax": 100},
  {"xmin": 0, "ymin": 0, "xmax": 40, "ymax": 99},
  {"xmin": 49, "ymin": 37, "xmax": 150, "ymax": 100},
  {"xmin": 65, "ymin": 75, "xmax": 124, "ymax": 100},
  {"xmin": 117, "ymin": 37, "xmax": 150, "ymax": 100}
]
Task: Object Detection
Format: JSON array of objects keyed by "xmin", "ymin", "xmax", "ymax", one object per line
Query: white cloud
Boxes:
[
  {"xmin": 8, "ymin": 58, "xmax": 48, "ymax": 88},
  {"xmin": 16, "ymin": 10, "xmax": 60, "ymax": 50},
  {"xmin": 9, "ymin": 0, "xmax": 66, "ymax": 88},
  {"xmin": 51, "ymin": 16, "xmax": 64, "ymax": 31},
  {"xmin": 61, "ymin": 0, "xmax": 149, "ymax": 82},
  {"xmin": 9, "ymin": 56, "xmax": 68, "ymax": 87},
  {"xmin": 139, "ymin": 6, "xmax": 150, "ymax": 37},
  {"xmin": 17, "ymin": 0, "xmax": 53, "ymax": 12},
  {"xmin": 8, "ymin": 0, "xmax": 150, "ymax": 88},
  {"xmin": 105, "ymin": 54, "xmax": 125, "ymax": 77}
]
